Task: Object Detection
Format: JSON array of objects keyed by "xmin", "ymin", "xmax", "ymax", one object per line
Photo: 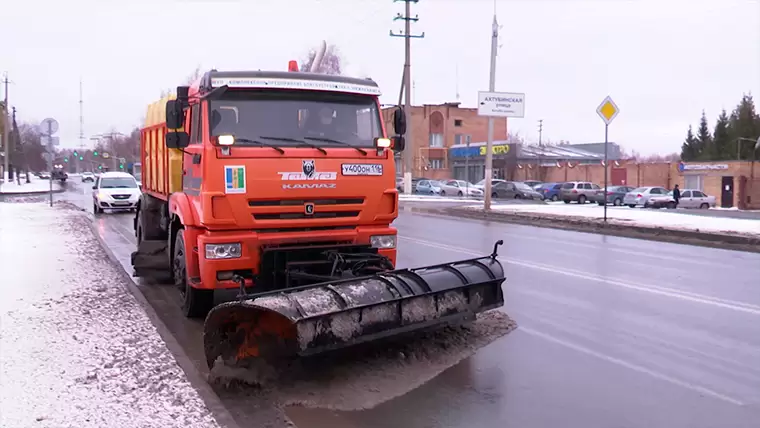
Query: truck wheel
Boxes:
[
  {"xmin": 138, "ymin": 207, "xmax": 163, "ymax": 240},
  {"xmin": 174, "ymin": 229, "xmax": 213, "ymax": 318}
]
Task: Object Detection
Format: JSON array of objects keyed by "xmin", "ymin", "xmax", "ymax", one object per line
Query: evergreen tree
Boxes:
[
  {"xmin": 712, "ymin": 109, "xmax": 731, "ymax": 160},
  {"xmin": 727, "ymin": 94, "xmax": 760, "ymax": 160},
  {"xmin": 680, "ymin": 125, "xmax": 699, "ymax": 161},
  {"xmin": 695, "ymin": 111, "xmax": 712, "ymax": 160}
]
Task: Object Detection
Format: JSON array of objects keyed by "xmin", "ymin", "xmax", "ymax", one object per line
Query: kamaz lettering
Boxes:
[
  {"xmin": 282, "ymin": 183, "xmax": 337, "ymax": 189},
  {"xmin": 278, "ymin": 172, "xmax": 337, "ymax": 181}
]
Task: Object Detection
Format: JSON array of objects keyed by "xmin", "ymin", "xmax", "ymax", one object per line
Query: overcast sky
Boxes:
[{"xmin": 2, "ymin": 0, "xmax": 759, "ymax": 155}]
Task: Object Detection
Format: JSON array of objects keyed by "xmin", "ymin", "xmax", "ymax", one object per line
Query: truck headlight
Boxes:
[
  {"xmin": 370, "ymin": 235, "xmax": 396, "ymax": 249},
  {"xmin": 205, "ymin": 243, "xmax": 242, "ymax": 259}
]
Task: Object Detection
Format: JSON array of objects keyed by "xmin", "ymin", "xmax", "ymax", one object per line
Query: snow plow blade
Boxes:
[{"xmin": 203, "ymin": 240, "xmax": 506, "ymax": 369}]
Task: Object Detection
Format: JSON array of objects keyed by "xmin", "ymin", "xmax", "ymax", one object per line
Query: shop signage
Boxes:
[
  {"xmin": 451, "ymin": 144, "xmax": 511, "ymax": 158},
  {"xmin": 678, "ymin": 162, "xmax": 729, "ymax": 172}
]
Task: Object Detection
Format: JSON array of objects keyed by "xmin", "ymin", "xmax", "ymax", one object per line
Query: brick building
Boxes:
[{"xmin": 381, "ymin": 103, "xmax": 507, "ymax": 180}]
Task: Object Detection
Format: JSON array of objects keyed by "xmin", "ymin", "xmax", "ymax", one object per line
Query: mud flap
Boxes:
[
  {"xmin": 131, "ymin": 239, "xmax": 170, "ymax": 278},
  {"xmin": 203, "ymin": 240, "xmax": 506, "ymax": 369}
]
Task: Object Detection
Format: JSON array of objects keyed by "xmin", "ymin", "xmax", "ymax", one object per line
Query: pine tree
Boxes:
[
  {"xmin": 695, "ymin": 111, "xmax": 712, "ymax": 160},
  {"xmin": 727, "ymin": 94, "xmax": 760, "ymax": 160},
  {"xmin": 680, "ymin": 125, "xmax": 698, "ymax": 161},
  {"xmin": 712, "ymin": 109, "xmax": 731, "ymax": 160}
]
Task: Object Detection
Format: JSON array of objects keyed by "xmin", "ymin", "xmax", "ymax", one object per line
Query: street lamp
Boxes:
[{"xmin": 736, "ymin": 137, "xmax": 760, "ymax": 161}]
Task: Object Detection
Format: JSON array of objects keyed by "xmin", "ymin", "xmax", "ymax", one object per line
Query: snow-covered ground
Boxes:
[
  {"xmin": 0, "ymin": 202, "xmax": 220, "ymax": 428},
  {"xmin": 0, "ymin": 176, "xmax": 62, "ymax": 194},
  {"xmin": 464, "ymin": 203, "xmax": 760, "ymax": 236}
]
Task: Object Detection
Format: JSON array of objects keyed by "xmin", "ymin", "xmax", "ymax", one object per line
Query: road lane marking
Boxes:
[
  {"xmin": 517, "ymin": 326, "xmax": 745, "ymax": 406},
  {"xmin": 400, "ymin": 235, "xmax": 760, "ymax": 316},
  {"xmin": 396, "ymin": 213, "xmax": 760, "ymax": 269}
]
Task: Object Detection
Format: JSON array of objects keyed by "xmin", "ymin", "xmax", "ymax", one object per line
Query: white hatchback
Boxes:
[{"xmin": 92, "ymin": 171, "xmax": 141, "ymax": 214}]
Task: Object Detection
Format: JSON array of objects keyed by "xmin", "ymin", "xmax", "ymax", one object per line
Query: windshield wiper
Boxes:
[
  {"xmin": 259, "ymin": 135, "xmax": 327, "ymax": 155},
  {"xmin": 232, "ymin": 137, "xmax": 285, "ymax": 154},
  {"xmin": 303, "ymin": 136, "xmax": 367, "ymax": 156}
]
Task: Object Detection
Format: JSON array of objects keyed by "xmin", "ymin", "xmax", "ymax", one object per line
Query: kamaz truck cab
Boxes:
[{"xmin": 131, "ymin": 64, "xmax": 505, "ymax": 370}]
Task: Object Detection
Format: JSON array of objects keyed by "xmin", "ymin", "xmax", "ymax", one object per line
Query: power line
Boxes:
[{"xmin": 389, "ymin": 0, "xmax": 424, "ymax": 194}]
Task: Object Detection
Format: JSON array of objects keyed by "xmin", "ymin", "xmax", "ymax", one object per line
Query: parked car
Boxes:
[
  {"xmin": 535, "ymin": 182, "xmax": 563, "ymax": 201},
  {"xmin": 439, "ymin": 179, "xmax": 483, "ymax": 197},
  {"xmin": 415, "ymin": 179, "xmax": 442, "ymax": 195},
  {"xmin": 594, "ymin": 185, "xmax": 635, "ymax": 206},
  {"xmin": 646, "ymin": 189, "xmax": 716, "ymax": 209},
  {"xmin": 473, "ymin": 178, "xmax": 507, "ymax": 190},
  {"xmin": 396, "ymin": 177, "xmax": 425, "ymax": 193},
  {"xmin": 560, "ymin": 181, "xmax": 601, "ymax": 204},
  {"xmin": 81, "ymin": 171, "xmax": 95, "ymax": 182},
  {"xmin": 491, "ymin": 181, "xmax": 543, "ymax": 200},
  {"xmin": 623, "ymin": 186, "xmax": 669, "ymax": 208},
  {"xmin": 523, "ymin": 180, "xmax": 543, "ymax": 189}
]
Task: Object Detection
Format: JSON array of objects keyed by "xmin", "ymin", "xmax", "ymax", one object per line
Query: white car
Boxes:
[
  {"xmin": 623, "ymin": 186, "xmax": 669, "ymax": 208},
  {"xmin": 92, "ymin": 171, "xmax": 141, "ymax": 214},
  {"xmin": 439, "ymin": 179, "xmax": 484, "ymax": 197}
]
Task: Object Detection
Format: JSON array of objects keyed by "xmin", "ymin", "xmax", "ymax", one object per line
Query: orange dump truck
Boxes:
[{"xmin": 130, "ymin": 65, "xmax": 506, "ymax": 370}]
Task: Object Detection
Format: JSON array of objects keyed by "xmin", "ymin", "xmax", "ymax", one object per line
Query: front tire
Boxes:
[{"xmin": 174, "ymin": 229, "xmax": 213, "ymax": 318}]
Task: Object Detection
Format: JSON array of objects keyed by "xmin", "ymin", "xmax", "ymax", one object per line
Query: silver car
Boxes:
[
  {"xmin": 647, "ymin": 189, "xmax": 717, "ymax": 209},
  {"xmin": 623, "ymin": 186, "xmax": 669, "ymax": 208},
  {"xmin": 439, "ymin": 179, "xmax": 483, "ymax": 197}
]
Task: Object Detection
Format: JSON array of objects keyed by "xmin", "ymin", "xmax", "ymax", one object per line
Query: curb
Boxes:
[
  {"xmin": 405, "ymin": 206, "xmax": 760, "ymax": 254},
  {"xmin": 0, "ymin": 188, "xmax": 66, "ymax": 198},
  {"xmin": 80, "ymin": 208, "xmax": 240, "ymax": 428}
]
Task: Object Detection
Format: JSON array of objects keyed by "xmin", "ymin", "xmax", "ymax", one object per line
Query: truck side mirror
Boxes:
[
  {"xmin": 393, "ymin": 107, "xmax": 406, "ymax": 135},
  {"xmin": 166, "ymin": 131, "xmax": 190, "ymax": 149},
  {"xmin": 392, "ymin": 136, "xmax": 405, "ymax": 152},
  {"xmin": 165, "ymin": 100, "xmax": 185, "ymax": 129}
]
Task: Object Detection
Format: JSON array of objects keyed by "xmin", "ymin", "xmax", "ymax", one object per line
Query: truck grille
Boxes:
[{"xmin": 249, "ymin": 197, "xmax": 364, "ymax": 222}]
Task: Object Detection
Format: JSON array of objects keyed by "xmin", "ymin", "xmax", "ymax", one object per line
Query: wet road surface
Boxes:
[{"xmin": 61, "ymin": 182, "xmax": 760, "ymax": 428}]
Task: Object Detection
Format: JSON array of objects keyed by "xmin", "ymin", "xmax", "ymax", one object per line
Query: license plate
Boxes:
[
  {"xmin": 341, "ymin": 163, "xmax": 383, "ymax": 176},
  {"xmin": 112, "ymin": 202, "xmax": 130, "ymax": 206}
]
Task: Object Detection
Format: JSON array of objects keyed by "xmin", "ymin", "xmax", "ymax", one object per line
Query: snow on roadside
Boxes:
[
  {"xmin": 0, "ymin": 176, "xmax": 62, "ymax": 194},
  {"xmin": 0, "ymin": 202, "xmax": 220, "ymax": 428},
  {"xmin": 462, "ymin": 203, "xmax": 760, "ymax": 236}
]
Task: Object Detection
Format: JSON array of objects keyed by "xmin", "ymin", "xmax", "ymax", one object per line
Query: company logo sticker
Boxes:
[
  {"xmin": 225, "ymin": 165, "xmax": 246, "ymax": 194},
  {"xmin": 278, "ymin": 159, "xmax": 337, "ymax": 185}
]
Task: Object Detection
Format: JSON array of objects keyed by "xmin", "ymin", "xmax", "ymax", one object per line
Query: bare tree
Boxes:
[
  {"xmin": 300, "ymin": 44, "xmax": 342, "ymax": 75},
  {"xmin": 184, "ymin": 65, "xmax": 203, "ymax": 85}
]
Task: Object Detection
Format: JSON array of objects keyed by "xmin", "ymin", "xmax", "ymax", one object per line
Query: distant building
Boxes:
[{"xmin": 382, "ymin": 103, "xmax": 507, "ymax": 180}]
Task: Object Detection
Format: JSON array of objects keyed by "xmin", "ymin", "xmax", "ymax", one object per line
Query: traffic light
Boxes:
[
  {"xmin": 73, "ymin": 151, "xmax": 78, "ymax": 157},
  {"xmin": 64, "ymin": 157, "xmax": 69, "ymax": 163},
  {"xmin": 119, "ymin": 164, "xmax": 124, "ymax": 169},
  {"xmin": 93, "ymin": 151, "xmax": 98, "ymax": 156},
  {"xmin": 98, "ymin": 165, "xmax": 102, "ymax": 170},
  {"xmin": 79, "ymin": 156, "xmax": 84, "ymax": 161}
]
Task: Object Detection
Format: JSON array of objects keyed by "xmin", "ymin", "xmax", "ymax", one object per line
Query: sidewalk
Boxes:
[
  {"xmin": 0, "ymin": 202, "xmax": 221, "ymax": 428},
  {"xmin": 462, "ymin": 203, "xmax": 760, "ymax": 237},
  {"xmin": 0, "ymin": 176, "xmax": 62, "ymax": 194}
]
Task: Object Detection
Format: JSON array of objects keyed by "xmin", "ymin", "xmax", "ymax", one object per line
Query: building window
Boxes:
[
  {"xmin": 430, "ymin": 159, "xmax": 444, "ymax": 169},
  {"xmin": 429, "ymin": 133, "xmax": 444, "ymax": 148},
  {"xmin": 454, "ymin": 134, "xmax": 471, "ymax": 146},
  {"xmin": 454, "ymin": 119, "xmax": 463, "ymax": 127}
]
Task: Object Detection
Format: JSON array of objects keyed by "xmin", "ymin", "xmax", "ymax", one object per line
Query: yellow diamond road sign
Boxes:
[{"xmin": 596, "ymin": 96, "xmax": 619, "ymax": 125}]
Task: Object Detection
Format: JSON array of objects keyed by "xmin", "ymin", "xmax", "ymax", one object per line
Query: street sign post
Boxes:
[
  {"xmin": 477, "ymin": 90, "xmax": 526, "ymax": 210},
  {"xmin": 596, "ymin": 96, "xmax": 620, "ymax": 223},
  {"xmin": 39, "ymin": 117, "xmax": 59, "ymax": 207}
]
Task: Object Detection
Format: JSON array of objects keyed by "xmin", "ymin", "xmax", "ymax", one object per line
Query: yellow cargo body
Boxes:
[{"xmin": 141, "ymin": 94, "xmax": 184, "ymax": 197}]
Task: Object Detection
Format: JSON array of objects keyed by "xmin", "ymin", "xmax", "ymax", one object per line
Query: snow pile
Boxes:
[
  {"xmin": 0, "ymin": 176, "xmax": 62, "ymax": 194},
  {"xmin": 463, "ymin": 203, "xmax": 760, "ymax": 236},
  {"xmin": 0, "ymin": 202, "xmax": 220, "ymax": 428}
]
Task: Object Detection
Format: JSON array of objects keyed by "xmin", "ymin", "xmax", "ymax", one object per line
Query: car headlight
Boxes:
[
  {"xmin": 98, "ymin": 192, "xmax": 110, "ymax": 200},
  {"xmin": 370, "ymin": 235, "xmax": 396, "ymax": 249},
  {"xmin": 205, "ymin": 243, "xmax": 242, "ymax": 259}
]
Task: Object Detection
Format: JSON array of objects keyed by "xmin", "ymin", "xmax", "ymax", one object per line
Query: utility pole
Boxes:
[
  {"xmin": 537, "ymin": 119, "xmax": 543, "ymax": 177},
  {"xmin": 390, "ymin": 0, "xmax": 424, "ymax": 195},
  {"xmin": 483, "ymin": 14, "xmax": 499, "ymax": 210},
  {"xmin": 78, "ymin": 78, "xmax": 84, "ymax": 174},
  {"xmin": 2, "ymin": 72, "xmax": 9, "ymax": 183}
]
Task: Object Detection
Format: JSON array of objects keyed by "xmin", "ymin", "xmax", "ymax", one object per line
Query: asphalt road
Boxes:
[{"xmin": 60, "ymin": 182, "xmax": 760, "ymax": 428}]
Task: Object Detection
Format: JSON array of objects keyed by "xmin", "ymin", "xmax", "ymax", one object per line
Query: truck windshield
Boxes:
[{"xmin": 209, "ymin": 91, "xmax": 383, "ymax": 148}]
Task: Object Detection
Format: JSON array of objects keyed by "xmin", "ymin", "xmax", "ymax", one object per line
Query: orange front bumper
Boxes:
[{"xmin": 192, "ymin": 226, "xmax": 397, "ymax": 290}]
